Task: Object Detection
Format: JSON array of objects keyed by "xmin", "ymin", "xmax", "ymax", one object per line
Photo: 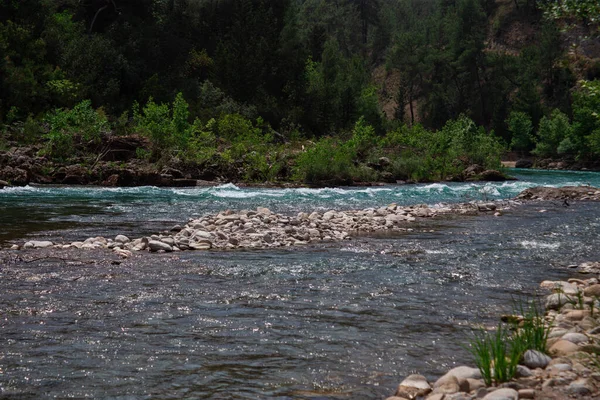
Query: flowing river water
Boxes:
[{"xmin": 1, "ymin": 169, "xmax": 600, "ymax": 399}]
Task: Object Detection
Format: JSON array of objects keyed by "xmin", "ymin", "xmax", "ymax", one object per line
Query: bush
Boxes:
[
  {"xmin": 532, "ymin": 109, "xmax": 573, "ymax": 158},
  {"xmin": 133, "ymin": 92, "xmax": 195, "ymax": 158},
  {"xmin": 507, "ymin": 111, "xmax": 534, "ymax": 154},
  {"xmin": 294, "ymin": 137, "xmax": 354, "ymax": 184},
  {"xmin": 44, "ymin": 99, "xmax": 109, "ymax": 159}
]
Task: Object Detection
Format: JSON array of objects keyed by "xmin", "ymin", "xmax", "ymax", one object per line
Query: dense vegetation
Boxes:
[{"xmin": 1, "ymin": 0, "xmax": 599, "ymax": 184}]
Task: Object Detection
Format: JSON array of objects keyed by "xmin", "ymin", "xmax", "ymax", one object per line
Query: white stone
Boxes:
[
  {"xmin": 115, "ymin": 234, "xmax": 130, "ymax": 244},
  {"xmin": 482, "ymin": 388, "xmax": 518, "ymax": 400}
]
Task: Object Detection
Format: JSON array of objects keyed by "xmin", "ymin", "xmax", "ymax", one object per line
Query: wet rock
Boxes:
[
  {"xmin": 477, "ymin": 203, "xmax": 497, "ymax": 212},
  {"xmin": 578, "ymin": 262, "xmax": 600, "ymax": 274},
  {"xmin": 480, "ymin": 170, "xmax": 507, "ymax": 181},
  {"xmin": 522, "ymin": 349, "xmax": 552, "ymax": 369},
  {"xmin": 0, "ymin": 179, "xmax": 9, "ymax": 188},
  {"xmin": 515, "ymin": 159, "xmax": 533, "ymax": 169},
  {"xmin": 148, "ymin": 240, "xmax": 172, "ymax": 252}
]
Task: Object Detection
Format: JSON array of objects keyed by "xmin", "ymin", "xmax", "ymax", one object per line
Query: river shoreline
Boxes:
[{"xmin": 387, "ymin": 262, "xmax": 600, "ymax": 400}]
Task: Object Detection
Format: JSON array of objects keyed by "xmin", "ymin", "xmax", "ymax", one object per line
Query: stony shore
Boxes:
[
  {"xmin": 386, "ymin": 262, "xmax": 600, "ymax": 400},
  {"xmin": 8, "ymin": 201, "xmax": 506, "ymax": 255}
]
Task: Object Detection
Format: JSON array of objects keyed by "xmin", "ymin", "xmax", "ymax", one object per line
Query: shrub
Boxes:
[
  {"xmin": 133, "ymin": 92, "xmax": 195, "ymax": 157},
  {"xmin": 507, "ymin": 111, "xmax": 534, "ymax": 154},
  {"xmin": 294, "ymin": 137, "xmax": 354, "ymax": 184},
  {"xmin": 43, "ymin": 99, "xmax": 109, "ymax": 159},
  {"xmin": 532, "ymin": 109, "xmax": 572, "ymax": 158}
]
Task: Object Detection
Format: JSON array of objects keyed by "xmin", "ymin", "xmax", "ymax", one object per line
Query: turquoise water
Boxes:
[
  {"xmin": 1, "ymin": 168, "xmax": 600, "ymax": 244},
  {"xmin": 2, "ymin": 169, "xmax": 600, "ymax": 399}
]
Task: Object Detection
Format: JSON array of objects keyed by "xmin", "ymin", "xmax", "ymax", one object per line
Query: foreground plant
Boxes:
[
  {"xmin": 469, "ymin": 296, "xmax": 552, "ymax": 386},
  {"xmin": 469, "ymin": 324, "xmax": 521, "ymax": 386}
]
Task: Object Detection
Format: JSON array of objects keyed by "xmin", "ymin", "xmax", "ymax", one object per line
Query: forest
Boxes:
[{"xmin": 1, "ymin": 0, "xmax": 599, "ymax": 185}]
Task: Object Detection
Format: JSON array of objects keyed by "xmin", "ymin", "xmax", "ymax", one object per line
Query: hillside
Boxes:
[{"xmin": 1, "ymin": 0, "xmax": 599, "ymax": 186}]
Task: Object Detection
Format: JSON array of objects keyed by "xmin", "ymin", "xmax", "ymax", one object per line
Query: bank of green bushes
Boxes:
[{"xmin": 1, "ymin": 92, "xmax": 511, "ymax": 184}]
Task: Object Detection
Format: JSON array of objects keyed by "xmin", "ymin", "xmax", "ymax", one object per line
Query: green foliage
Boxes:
[
  {"xmin": 511, "ymin": 297, "xmax": 552, "ymax": 355},
  {"xmin": 133, "ymin": 92, "xmax": 194, "ymax": 157},
  {"xmin": 573, "ymin": 80, "xmax": 600, "ymax": 159},
  {"xmin": 43, "ymin": 100, "xmax": 109, "ymax": 159},
  {"xmin": 294, "ymin": 137, "xmax": 354, "ymax": 184},
  {"xmin": 469, "ymin": 324, "xmax": 522, "ymax": 386},
  {"xmin": 507, "ymin": 112, "xmax": 534, "ymax": 153},
  {"xmin": 533, "ymin": 109, "xmax": 573, "ymax": 158}
]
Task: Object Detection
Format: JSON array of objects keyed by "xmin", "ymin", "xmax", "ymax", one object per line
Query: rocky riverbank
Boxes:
[
  {"xmin": 386, "ymin": 262, "xmax": 600, "ymax": 400},
  {"xmin": 0, "ymin": 140, "xmax": 512, "ymax": 188},
  {"xmin": 7, "ymin": 200, "xmax": 507, "ymax": 255}
]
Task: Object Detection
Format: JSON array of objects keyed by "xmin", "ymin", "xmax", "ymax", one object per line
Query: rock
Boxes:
[
  {"xmin": 147, "ymin": 240, "xmax": 173, "ymax": 252},
  {"xmin": 568, "ymin": 378, "xmax": 595, "ymax": 396},
  {"xmin": 549, "ymin": 339, "xmax": 580, "ymax": 356},
  {"xmin": 10, "ymin": 244, "xmax": 19, "ymax": 250},
  {"xmin": 432, "ymin": 375, "xmax": 460, "ymax": 395},
  {"xmin": 113, "ymin": 248, "xmax": 132, "ymax": 258},
  {"xmin": 517, "ymin": 388, "xmax": 535, "ymax": 399},
  {"xmin": 480, "ymin": 170, "xmax": 507, "ymax": 181},
  {"xmin": 115, "ymin": 234, "xmax": 130, "ymax": 244},
  {"xmin": 584, "ymin": 284, "xmax": 600, "ymax": 297},
  {"xmin": 545, "ymin": 293, "xmax": 574, "ymax": 310},
  {"xmin": 0, "ymin": 179, "xmax": 9, "ymax": 188},
  {"xmin": 522, "ymin": 349, "xmax": 552, "ymax": 369},
  {"xmin": 466, "ymin": 378, "xmax": 485, "ymax": 392},
  {"xmin": 515, "ymin": 159, "xmax": 533, "ymax": 169},
  {"xmin": 515, "ymin": 365, "xmax": 533, "ymax": 378},
  {"xmin": 561, "ymin": 332, "xmax": 589, "ymax": 345},
  {"xmin": 396, "ymin": 374, "xmax": 432, "ymax": 398},
  {"xmin": 477, "ymin": 203, "xmax": 497, "ymax": 212},
  {"xmin": 435, "ymin": 366, "xmax": 481, "ymax": 383},
  {"xmin": 425, "ymin": 394, "xmax": 445, "ymax": 400},
  {"xmin": 481, "ymin": 388, "xmax": 518, "ymax": 400},
  {"xmin": 578, "ymin": 262, "xmax": 600, "ymax": 274},
  {"xmin": 24, "ymin": 240, "xmax": 54, "ymax": 249},
  {"xmin": 189, "ymin": 242, "xmax": 211, "ymax": 250}
]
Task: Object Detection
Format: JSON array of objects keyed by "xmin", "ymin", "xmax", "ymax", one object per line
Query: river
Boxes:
[{"xmin": 1, "ymin": 169, "xmax": 600, "ymax": 399}]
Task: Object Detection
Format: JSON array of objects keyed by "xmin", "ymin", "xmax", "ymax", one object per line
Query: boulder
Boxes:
[
  {"xmin": 147, "ymin": 240, "xmax": 173, "ymax": 252},
  {"xmin": 584, "ymin": 284, "xmax": 600, "ymax": 297},
  {"xmin": 568, "ymin": 378, "xmax": 595, "ymax": 396},
  {"xmin": 515, "ymin": 159, "xmax": 533, "ymax": 169},
  {"xmin": 396, "ymin": 374, "xmax": 432, "ymax": 398},
  {"xmin": 549, "ymin": 339, "xmax": 580, "ymax": 356},
  {"xmin": 435, "ymin": 366, "xmax": 481, "ymax": 383},
  {"xmin": 578, "ymin": 262, "xmax": 600, "ymax": 274},
  {"xmin": 432, "ymin": 375, "xmax": 460, "ymax": 395},
  {"xmin": 0, "ymin": 179, "xmax": 9, "ymax": 189},
  {"xmin": 115, "ymin": 234, "xmax": 130, "ymax": 244},
  {"xmin": 522, "ymin": 349, "xmax": 552, "ymax": 369},
  {"xmin": 561, "ymin": 332, "xmax": 589, "ymax": 345},
  {"xmin": 481, "ymin": 388, "xmax": 518, "ymax": 400},
  {"xmin": 545, "ymin": 293, "xmax": 574, "ymax": 310},
  {"xmin": 24, "ymin": 240, "xmax": 54, "ymax": 249},
  {"xmin": 480, "ymin": 170, "xmax": 507, "ymax": 181}
]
